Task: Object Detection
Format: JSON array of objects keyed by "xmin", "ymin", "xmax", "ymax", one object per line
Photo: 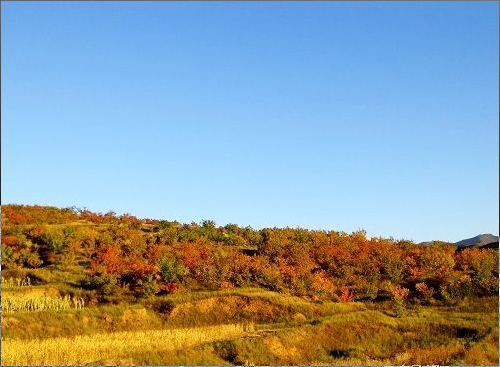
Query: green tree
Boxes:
[{"xmin": 159, "ymin": 257, "xmax": 187, "ymax": 283}]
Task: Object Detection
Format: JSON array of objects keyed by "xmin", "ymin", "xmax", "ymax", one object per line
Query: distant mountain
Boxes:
[
  {"xmin": 418, "ymin": 234, "xmax": 499, "ymax": 250},
  {"xmin": 418, "ymin": 240, "xmax": 451, "ymax": 246},
  {"xmin": 454, "ymin": 234, "xmax": 499, "ymax": 248}
]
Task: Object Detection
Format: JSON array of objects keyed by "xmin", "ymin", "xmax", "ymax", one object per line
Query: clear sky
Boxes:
[{"xmin": 1, "ymin": 1, "xmax": 498, "ymax": 242}]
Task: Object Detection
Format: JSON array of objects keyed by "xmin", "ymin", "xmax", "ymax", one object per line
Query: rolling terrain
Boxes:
[{"xmin": 1, "ymin": 204, "xmax": 498, "ymax": 365}]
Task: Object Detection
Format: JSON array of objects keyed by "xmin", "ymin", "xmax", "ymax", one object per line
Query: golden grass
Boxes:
[
  {"xmin": 1, "ymin": 276, "xmax": 31, "ymax": 289},
  {"xmin": 1, "ymin": 323, "xmax": 252, "ymax": 365},
  {"xmin": 1, "ymin": 294, "xmax": 84, "ymax": 313}
]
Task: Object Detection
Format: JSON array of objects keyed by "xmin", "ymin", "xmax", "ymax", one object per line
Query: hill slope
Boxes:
[{"xmin": 455, "ymin": 234, "xmax": 499, "ymax": 248}]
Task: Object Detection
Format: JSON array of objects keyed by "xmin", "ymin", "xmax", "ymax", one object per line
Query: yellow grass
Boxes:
[
  {"xmin": 1, "ymin": 323, "xmax": 252, "ymax": 365},
  {"xmin": 1, "ymin": 294, "xmax": 84, "ymax": 313},
  {"xmin": 1, "ymin": 276, "xmax": 31, "ymax": 289}
]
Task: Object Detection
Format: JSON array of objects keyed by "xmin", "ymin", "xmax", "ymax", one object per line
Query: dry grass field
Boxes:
[
  {"xmin": 1, "ymin": 287, "xmax": 498, "ymax": 365},
  {"xmin": 1, "ymin": 323, "xmax": 250, "ymax": 365}
]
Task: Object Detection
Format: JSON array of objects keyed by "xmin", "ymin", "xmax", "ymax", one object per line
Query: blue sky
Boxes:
[{"xmin": 2, "ymin": 1, "xmax": 498, "ymax": 242}]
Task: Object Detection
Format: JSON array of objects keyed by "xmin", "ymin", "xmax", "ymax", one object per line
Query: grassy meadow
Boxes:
[{"xmin": 1, "ymin": 282, "xmax": 498, "ymax": 365}]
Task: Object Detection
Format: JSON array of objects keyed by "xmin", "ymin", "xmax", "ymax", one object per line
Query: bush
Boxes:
[
  {"xmin": 439, "ymin": 272, "xmax": 472, "ymax": 305},
  {"xmin": 159, "ymin": 257, "xmax": 187, "ymax": 283},
  {"xmin": 133, "ymin": 275, "xmax": 159, "ymax": 298},
  {"xmin": 385, "ymin": 283, "xmax": 409, "ymax": 317},
  {"xmin": 213, "ymin": 340, "xmax": 239, "ymax": 364},
  {"xmin": 415, "ymin": 282, "xmax": 434, "ymax": 304},
  {"xmin": 19, "ymin": 248, "xmax": 43, "ymax": 268},
  {"xmin": 81, "ymin": 274, "xmax": 119, "ymax": 296},
  {"xmin": 150, "ymin": 299, "xmax": 175, "ymax": 315}
]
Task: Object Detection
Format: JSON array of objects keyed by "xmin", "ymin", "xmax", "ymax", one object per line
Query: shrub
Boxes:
[
  {"xmin": 159, "ymin": 257, "xmax": 188, "ymax": 284},
  {"xmin": 385, "ymin": 283, "xmax": 409, "ymax": 317},
  {"xmin": 213, "ymin": 340, "xmax": 239, "ymax": 364},
  {"xmin": 133, "ymin": 275, "xmax": 159, "ymax": 298},
  {"xmin": 338, "ymin": 286, "xmax": 354, "ymax": 303},
  {"xmin": 81, "ymin": 274, "xmax": 119, "ymax": 296},
  {"xmin": 415, "ymin": 282, "xmax": 434, "ymax": 304},
  {"xmin": 19, "ymin": 248, "xmax": 43, "ymax": 268},
  {"xmin": 439, "ymin": 272, "xmax": 472, "ymax": 305},
  {"xmin": 151, "ymin": 299, "xmax": 175, "ymax": 315}
]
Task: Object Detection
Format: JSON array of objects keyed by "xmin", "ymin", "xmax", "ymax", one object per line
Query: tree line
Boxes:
[{"xmin": 1, "ymin": 204, "xmax": 498, "ymax": 312}]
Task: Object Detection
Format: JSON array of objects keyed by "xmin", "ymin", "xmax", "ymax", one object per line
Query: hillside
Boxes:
[
  {"xmin": 1, "ymin": 204, "xmax": 498, "ymax": 365},
  {"xmin": 455, "ymin": 234, "xmax": 499, "ymax": 248},
  {"xmin": 418, "ymin": 234, "xmax": 499, "ymax": 249}
]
